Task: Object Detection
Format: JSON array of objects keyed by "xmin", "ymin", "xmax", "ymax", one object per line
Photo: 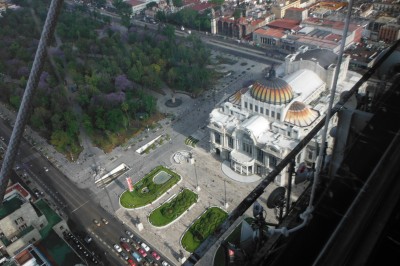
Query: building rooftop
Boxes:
[
  {"xmin": 0, "ymin": 196, "xmax": 24, "ymax": 220},
  {"xmin": 294, "ymin": 48, "xmax": 338, "ymax": 69},
  {"xmin": 302, "ymin": 18, "xmax": 363, "ymax": 32},
  {"xmin": 125, "ymin": 0, "xmax": 146, "ymax": 7},
  {"xmin": 254, "ymin": 27, "xmax": 287, "ymax": 38},
  {"xmin": 189, "ymin": 2, "xmax": 214, "ymax": 12},
  {"xmin": 267, "ymin": 19, "xmax": 300, "ymax": 31},
  {"xmin": 317, "ymin": 1, "xmax": 348, "ymax": 11},
  {"xmin": 285, "ymin": 69, "xmax": 325, "ymax": 102}
]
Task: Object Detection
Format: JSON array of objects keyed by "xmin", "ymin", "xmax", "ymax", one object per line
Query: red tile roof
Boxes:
[
  {"xmin": 254, "ymin": 28, "xmax": 286, "ymax": 38},
  {"xmin": 5, "ymin": 182, "xmax": 29, "ymax": 198},
  {"xmin": 189, "ymin": 2, "xmax": 214, "ymax": 11},
  {"xmin": 324, "ymin": 33, "xmax": 342, "ymax": 42},
  {"xmin": 182, "ymin": 0, "xmax": 199, "ymax": 5},
  {"xmin": 126, "ymin": 0, "xmax": 145, "ymax": 7},
  {"xmin": 251, "ymin": 18, "xmax": 267, "ymax": 27},
  {"xmin": 267, "ymin": 19, "xmax": 300, "ymax": 30}
]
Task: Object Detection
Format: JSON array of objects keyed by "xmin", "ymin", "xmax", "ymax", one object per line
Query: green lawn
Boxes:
[
  {"xmin": 120, "ymin": 166, "xmax": 181, "ymax": 208},
  {"xmin": 181, "ymin": 207, "xmax": 228, "ymax": 253},
  {"xmin": 149, "ymin": 188, "xmax": 198, "ymax": 227}
]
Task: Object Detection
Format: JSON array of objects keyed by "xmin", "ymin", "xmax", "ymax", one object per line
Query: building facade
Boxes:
[
  {"xmin": 271, "ymin": 0, "xmax": 301, "ymax": 19},
  {"xmin": 208, "ymin": 47, "xmax": 360, "ymax": 186}
]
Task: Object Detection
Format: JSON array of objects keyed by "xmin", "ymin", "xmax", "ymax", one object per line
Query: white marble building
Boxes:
[{"xmin": 208, "ymin": 46, "xmax": 362, "ymax": 186}]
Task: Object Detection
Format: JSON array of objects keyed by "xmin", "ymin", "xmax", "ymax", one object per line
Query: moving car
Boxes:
[
  {"xmin": 113, "ymin": 244, "xmax": 122, "ymax": 253},
  {"xmin": 84, "ymin": 234, "xmax": 92, "ymax": 244},
  {"xmin": 93, "ymin": 219, "xmax": 101, "ymax": 227}
]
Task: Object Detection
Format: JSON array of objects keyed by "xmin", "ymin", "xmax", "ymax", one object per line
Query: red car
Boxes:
[
  {"xmin": 138, "ymin": 248, "xmax": 147, "ymax": 257},
  {"xmin": 127, "ymin": 258, "xmax": 137, "ymax": 266},
  {"xmin": 151, "ymin": 251, "xmax": 160, "ymax": 261},
  {"xmin": 120, "ymin": 242, "xmax": 131, "ymax": 252}
]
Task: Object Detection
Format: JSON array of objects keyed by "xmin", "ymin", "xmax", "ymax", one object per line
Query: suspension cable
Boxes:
[{"xmin": 0, "ymin": 0, "xmax": 64, "ymax": 204}]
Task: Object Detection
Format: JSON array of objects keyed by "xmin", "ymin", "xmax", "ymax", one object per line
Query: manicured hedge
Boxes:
[
  {"xmin": 149, "ymin": 188, "xmax": 198, "ymax": 226},
  {"xmin": 181, "ymin": 207, "xmax": 228, "ymax": 252}
]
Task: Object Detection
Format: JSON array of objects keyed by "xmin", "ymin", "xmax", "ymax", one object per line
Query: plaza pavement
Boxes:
[{"xmin": 1, "ymin": 50, "xmax": 309, "ymax": 265}]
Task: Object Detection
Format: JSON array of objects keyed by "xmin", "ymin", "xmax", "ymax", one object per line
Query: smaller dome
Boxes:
[
  {"xmin": 284, "ymin": 101, "xmax": 319, "ymax": 127},
  {"xmin": 229, "ymin": 87, "xmax": 249, "ymax": 105},
  {"xmin": 250, "ymin": 78, "xmax": 294, "ymax": 105}
]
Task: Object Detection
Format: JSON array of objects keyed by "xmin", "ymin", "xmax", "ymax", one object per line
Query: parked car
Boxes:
[
  {"xmin": 140, "ymin": 242, "xmax": 150, "ymax": 252},
  {"xmin": 101, "ymin": 218, "xmax": 108, "ymax": 224},
  {"xmin": 144, "ymin": 257, "xmax": 157, "ymax": 266},
  {"xmin": 125, "ymin": 230, "xmax": 134, "ymax": 238},
  {"xmin": 138, "ymin": 248, "xmax": 147, "ymax": 257},
  {"xmin": 113, "ymin": 244, "xmax": 122, "ymax": 253},
  {"xmin": 151, "ymin": 251, "xmax": 160, "ymax": 261},
  {"xmin": 120, "ymin": 251, "xmax": 129, "ymax": 260},
  {"xmin": 120, "ymin": 242, "xmax": 131, "ymax": 252},
  {"xmin": 132, "ymin": 236, "xmax": 141, "ymax": 244},
  {"xmin": 127, "ymin": 258, "xmax": 137, "ymax": 266},
  {"xmin": 120, "ymin": 237, "xmax": 128, "ymax": 243},
  {"xmin": 130, "ymin": 241, "xmax": 140, "ymax": 250},
  {"xmin": 131, "ymin": 251, "xmax": 142, "ymax": 262},
  {"xmin": 162, "ymin": 261, "xmax": 171, "ymax": 266}
]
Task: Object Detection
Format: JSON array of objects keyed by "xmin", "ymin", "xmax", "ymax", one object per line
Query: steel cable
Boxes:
[{"xmin": 0, "ymin": 0, "xmax": 64, "ymax": 203}]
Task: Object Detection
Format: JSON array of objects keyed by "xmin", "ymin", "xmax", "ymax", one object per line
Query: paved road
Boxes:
[{"xmin": 0, "ymin": 112, "xmax": 176, "ymax": 266}]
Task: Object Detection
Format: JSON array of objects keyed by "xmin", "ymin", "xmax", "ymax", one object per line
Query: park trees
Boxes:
[{"xmin": 0, "ymin": 0, "xmax": 215, "ymax": 156}]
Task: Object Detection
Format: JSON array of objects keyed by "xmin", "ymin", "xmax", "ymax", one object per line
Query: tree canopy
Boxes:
[{"xmin": 0, "ymin": 0, "xmax": 215, "ymax": 156}]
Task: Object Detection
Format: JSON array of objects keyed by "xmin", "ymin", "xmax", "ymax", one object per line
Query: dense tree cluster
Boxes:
[
  {"xmin": 0, "ymin": 0, "xmax": 214, "ymax": 157},
  {"xmin": 157, "ymin": 8, "xmax": 212, "ymax": 33}
]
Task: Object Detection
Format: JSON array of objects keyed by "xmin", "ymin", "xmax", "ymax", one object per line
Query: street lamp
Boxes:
[
  {"xmin": 224, "ymin": 180, "xmax": 228, "ymax": 209},
  {"xmin": 191, "ymin": 153, "xmax": 200, "ymax": 191}
]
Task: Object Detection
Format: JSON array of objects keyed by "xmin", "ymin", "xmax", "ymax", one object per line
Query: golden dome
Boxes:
[
  {"xmin": 284, "ymin": 101, "xmax": 319, "ymax": 127},
  {"xmin": 250, "ymin": 78, "xmax": 294, "ymax": 105}
]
